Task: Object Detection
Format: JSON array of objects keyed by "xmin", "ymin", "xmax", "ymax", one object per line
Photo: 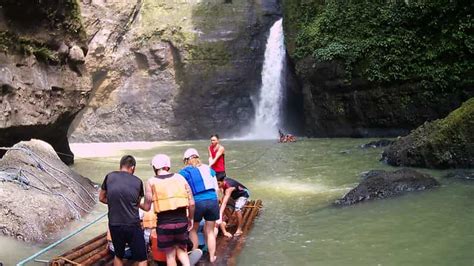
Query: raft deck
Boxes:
[{"xmin": 49, "ymin": 200, "xmax": 263, "ymax": 266}]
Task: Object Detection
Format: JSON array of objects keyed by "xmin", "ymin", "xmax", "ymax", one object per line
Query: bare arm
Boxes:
[
  {"xmin": 209, "ymin": 145, "xmax": 225, "ymax": 167},
  {"xmin": 99, "ymin": 189, "xmax": 107, "ymax": 204},
  {"xmin": 141, "ymin": 179, "xmax": 153, "ymax": 211},
  {"xmin": 208, "ymin": 146, "xmax": 213, "ymax": 165},
  {"xmin": 219, "ymin": 187, "xmax": 234, "ymax": 219},
  {"xmin": 185, "ymin": 182, "xmax": 195, "ymax": 220}
]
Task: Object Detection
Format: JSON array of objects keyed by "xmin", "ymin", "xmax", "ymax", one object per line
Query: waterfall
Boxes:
[{"xmin": 245, "ymin": 18, "xmax": 286, "ymax": 139}]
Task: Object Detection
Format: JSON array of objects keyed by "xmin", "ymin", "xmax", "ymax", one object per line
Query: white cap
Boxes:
[
  {"xmin": 151, "ymin": 154, "xmax": 171, "ymax": 169},
  {"xmin": 183, "ymin": 148, "xmax": 199, "ymax": 160}
]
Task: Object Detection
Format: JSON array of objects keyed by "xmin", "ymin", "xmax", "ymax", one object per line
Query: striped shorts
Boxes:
[{"xmin": 156, "ymin": 222, "xmax": 188, "ymax": 251}]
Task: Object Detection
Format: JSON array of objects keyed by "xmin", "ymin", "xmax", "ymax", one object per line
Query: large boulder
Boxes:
[
  {"xmin": 0, "ymin": 1, "xmax": 91, "ymax": 164},
  {"xmin": 335, "ymin": 169, "xmax": 440, "ymax": 206},
  {"xmin": 382, "ymin": 98, "xmax": 474, "ymax": 168},
  {"xmin": 0, "ymin": 139, "xmax": 97, "ymax": 242}
]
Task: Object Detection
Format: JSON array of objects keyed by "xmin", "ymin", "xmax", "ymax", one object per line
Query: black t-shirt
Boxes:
[
  {"xmin": 101, "ymin": 171, "xmax": 144, "ymax": 226},
  {"xmin": 223, "ymin": 177, "xmax": 249, "ymax": 199}
]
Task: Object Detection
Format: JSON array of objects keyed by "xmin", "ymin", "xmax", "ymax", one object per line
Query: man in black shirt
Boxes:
[{"xmin": 99, "ymin": 155, "xmax": 149, "ymax": 266}]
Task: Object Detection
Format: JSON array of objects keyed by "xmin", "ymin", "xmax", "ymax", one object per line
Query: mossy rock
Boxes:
[{"xmin": 382, "ymin": 97, "xmax": 474, "ymax": 168}]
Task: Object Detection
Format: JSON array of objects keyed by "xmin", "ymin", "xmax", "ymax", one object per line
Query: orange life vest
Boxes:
[
  {"xmin": 152, "ymin": 174, "xmax": 189, "ymax": 213},
  {"xmin": 150, "ymin": 229, "xmax": 166, "ymax": 262},
  {"xmin": 142, "ymin": 210, "xmax": 158, "ymax": 229}
]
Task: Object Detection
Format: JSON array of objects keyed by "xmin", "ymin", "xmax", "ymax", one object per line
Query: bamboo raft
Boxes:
[{"xmin": 49, "ymin": 200, "xmax": 263, "ymax": 266}]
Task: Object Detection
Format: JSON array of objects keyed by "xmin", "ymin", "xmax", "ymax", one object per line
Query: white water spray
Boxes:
[{"xmin": 245, "ymin": 18, "xmax": 286, "ymax": 139}]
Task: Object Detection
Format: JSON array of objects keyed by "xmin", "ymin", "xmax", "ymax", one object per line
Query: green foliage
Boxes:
[
  {"xmin": 1, "ymin": 0, "xmax": 86, "ymax": 42},
  {"xmin": 288, "ymin": 0, "xmax": 473, "ymax": 90},
  {"xmin": 0, "ymin": 31, "xmax": 59, "ymax": 63}
]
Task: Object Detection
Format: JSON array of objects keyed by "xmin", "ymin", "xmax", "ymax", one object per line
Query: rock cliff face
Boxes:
[
  {"xmin": 0, "ymin": 1, "xmax": 91, "ymax": 164},
  {"xmin": 282, "ymin": 1, "xmax": 473, "ymax": 138},
  {"xmin": 69, "ymin": 0, "xmax": 281, "ymax": 142}
]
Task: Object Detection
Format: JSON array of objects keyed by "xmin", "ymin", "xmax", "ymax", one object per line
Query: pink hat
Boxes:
[
  {"xmin": 151, "ymin": 154, "xmax": 171, "ymax": 169},
  {"xmin": 183, "ymin": 148, "xmax": 199, "ymax": 160}
]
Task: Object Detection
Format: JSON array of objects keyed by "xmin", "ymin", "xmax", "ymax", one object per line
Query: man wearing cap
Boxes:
[
  {"xmin": 99, "ymin": 155, "xmax": 148, "ymax": 266},
  {"xmin": 143, "ymin": 154, "xmax": 195, "ymax": 266},
  {"xmin": 179, "ymin": 148, "xmax": 219, "ymax": 263}
]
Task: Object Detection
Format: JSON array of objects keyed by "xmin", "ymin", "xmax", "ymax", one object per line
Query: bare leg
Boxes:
[
  {"xmin": 205, "ymin": 221, "xmax": 217, "ymax": 262},
  {"xmin": 135, "ymin": 260, "xmax": 147, "ymax": 266},
  {"xmin": 166, "ymin": 248, "xmax": 178, "ymax": 266},
  {"xmin": 113, "ymin": 256, "xmax": 124, "ymax": 266},
  {"xmin": 219, "ymin": 222, "xmax": 232, "ymax": 238},
  {"xmin": 189, "ymin": 221, "xmax": 200, "ymax": 250},
  {"xmin": 176, "ymin": 246, "xmax": 190, "ymax": 266},
  {"xmin": 234, "ymin": 211, "xmax": 243, "ymax": 236}
]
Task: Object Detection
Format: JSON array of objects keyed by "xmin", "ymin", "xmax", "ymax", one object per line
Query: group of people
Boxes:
[
  {"xmin": 99, "ymin": 135, "xmax": 250, "ymax": 266},
  {"xmin": 278, "ymin": 129, "xmax": 296, "ymax": 143}
]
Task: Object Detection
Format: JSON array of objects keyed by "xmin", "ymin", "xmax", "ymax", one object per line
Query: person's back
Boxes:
[
  {"xmin": 222, "ymin": 177, "xmax": 249, "ymax": 200},
  {"xmin": 180, "ymin": 148, "xmax": 219, "ymax": 263},
  {"xmin": 104, "ymin": 171, "xmax": 143, "ymax": 226},
  {"xmin": 144, "ymin": 154, "xmax": 195, "ymax": 266},
  {"xmin": 99, "ymin": 155, "xmax": 148, "ymax": 266},
  {"xmin": 180, "ymin": 164, "xmax": 218, "ymax": 201},
  {"xmin": 218, "ymin": 176, "xmax": 250, "ymax": 237}
]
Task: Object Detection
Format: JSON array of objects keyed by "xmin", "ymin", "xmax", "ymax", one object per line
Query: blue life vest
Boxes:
[{"xmin": 179, "ymin": 164, "xmax": 217, "ymax": 196}]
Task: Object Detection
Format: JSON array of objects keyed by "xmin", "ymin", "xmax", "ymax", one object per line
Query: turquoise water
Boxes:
[{"xmin": 2, "ymin": 139, "xmax": 474, "ymax": 265}]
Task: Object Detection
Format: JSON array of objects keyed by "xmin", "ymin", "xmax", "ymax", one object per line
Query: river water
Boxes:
[{"xmin": 2, "ymin": 139, "xmax": 474, "ymax": 265}]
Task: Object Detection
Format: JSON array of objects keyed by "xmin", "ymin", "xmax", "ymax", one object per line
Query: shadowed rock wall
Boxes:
[
  {"xmin": 282, "ymin": 0, "xmax": 473, "ymax": 138},
  {"xmin": 69, "ymin": 0, "xmax": 282, "ymax": 142},
  {"xmin": 0, "ymin": 0, "xmax": 91, "ymax": 164}
]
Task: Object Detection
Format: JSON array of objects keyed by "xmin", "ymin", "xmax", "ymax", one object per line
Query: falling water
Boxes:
[{"xmin": 246, "ymin": 18, "xmax": 285, "ymax": 139}]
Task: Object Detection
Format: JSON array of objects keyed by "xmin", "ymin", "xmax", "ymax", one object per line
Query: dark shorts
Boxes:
[
  {"xmin": 157, "ymin": 222, "xmax": 189, "ymax": 252},
  {"xmin": 109, "ymin": 224, "xmax": 147, "ymax": 262},
  {"xmin": 194, "ymin": 199, "xmax": 219, "ymax": 221},
  {"xmin": 215, "ymin": 171, "xmax": 226, "ymax": 180}
]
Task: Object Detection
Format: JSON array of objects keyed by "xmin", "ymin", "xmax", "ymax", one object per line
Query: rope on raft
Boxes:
[{"xmin": 0, "ymin": 166, "xmax": 84, "ymax": 218}]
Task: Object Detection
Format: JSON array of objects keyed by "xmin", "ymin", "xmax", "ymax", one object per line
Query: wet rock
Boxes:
[
  {"xmin": 444, "ymin": 170, "xmax": 474, "ymax": 181},
  {"xmin": 0, "ymin": 139, "xmax": 97, "ymax": 242},
  {"xmin": 359, "ymin": 170, "xmax": 385, "ymax": 180},
  {"xmin": 360, "ymin": 139, "xmax": 394, "ymax": 149},
  {"xmin": 335, "ymin": 169, "xmax": 440, "ymax": 206},
  {"xmin": 382, "ymin": 98, "xmax": 474, "ymax": 169}
]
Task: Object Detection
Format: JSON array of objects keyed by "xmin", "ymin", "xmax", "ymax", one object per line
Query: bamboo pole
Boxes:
[
  {"xmin": 64, "ymin": 237, "xmax": 107, "ymax": 260},
  {"xmin": 77, "ymin": 247, "xmax": 110, "ymax": 265},
  {"xmin": 74, "ymin": 243, "xmax": 108, "ymax": 263},
  {"xmin": 243, "ymin": 200, "xmax": 261, "ymax": 233},
  {"xmin": 60, "ymin": 233, "xmax": 107, "ymax": 258},
  {"xmin": 241, "ymin": 201, "xmax": 255, "ymax": 229}
]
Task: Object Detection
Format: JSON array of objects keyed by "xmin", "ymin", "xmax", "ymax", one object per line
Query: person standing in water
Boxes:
[{"xmin": 208, "ymin": 134, "xmax": 226, "ymax": 180}]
